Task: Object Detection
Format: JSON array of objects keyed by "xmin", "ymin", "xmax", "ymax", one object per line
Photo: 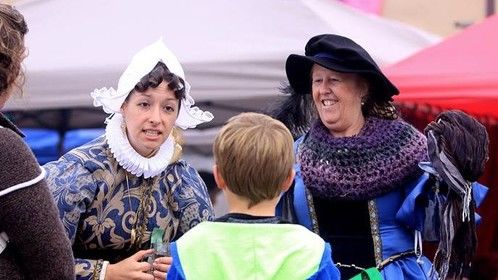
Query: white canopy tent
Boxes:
[
  {"xmin": 5, "ymin": 0, "xmax": 439, "ymax": 170},
  {"xmin": 8, "ymin": 0, "xmax": 438, "ymax": 111}
]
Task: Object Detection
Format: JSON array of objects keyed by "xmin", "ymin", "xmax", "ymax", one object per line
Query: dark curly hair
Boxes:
[
  {"xmin": 124, "ymin": 61, "xmax": 186, "ymax": 109},
  {"xmin": 0, "ymin": 4, "xmax": 28, "ymax": 97}
]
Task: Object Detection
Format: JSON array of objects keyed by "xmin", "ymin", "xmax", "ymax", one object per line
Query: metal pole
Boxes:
[{"xmin": 486, "ymin": 0, "xmax": 495, "ymax": 16}]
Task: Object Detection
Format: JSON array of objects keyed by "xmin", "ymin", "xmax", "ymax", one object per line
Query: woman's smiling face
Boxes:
[
  {"xmin": 311, "ymin": 64, "xmax": 368, "ymax": 137},
  {"xmin": 121, "ymin": 82, "xmax": 179, "ymax": 157}
]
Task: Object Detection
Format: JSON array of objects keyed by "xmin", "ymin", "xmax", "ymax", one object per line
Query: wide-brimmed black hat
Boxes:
[{"xmin": 286, "ymin": 34, "xmax": 399, "ymax": 101}]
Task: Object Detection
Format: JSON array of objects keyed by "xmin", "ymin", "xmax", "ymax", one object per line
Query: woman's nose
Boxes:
[
  {"xmin": 148, "ymin": 106, "xmax": 161, "ymax": 124},
  {"xmin": 318, "ymin": 82, "xmax": 330, "ymax": 94}
]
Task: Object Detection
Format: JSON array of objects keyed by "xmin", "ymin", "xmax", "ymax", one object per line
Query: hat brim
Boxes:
[{"xmin": 285, "ymin": 54, "xmax": 398, "ymax": 100}]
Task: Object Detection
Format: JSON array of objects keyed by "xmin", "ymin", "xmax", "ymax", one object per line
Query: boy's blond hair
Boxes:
[{"xmin": 213, "ymin": 112, "xmax": 294, "ymax": 207}]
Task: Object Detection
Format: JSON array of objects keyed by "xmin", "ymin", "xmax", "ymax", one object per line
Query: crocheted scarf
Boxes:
[{"xmin": 299, "ymin": 117, "xmax": 427, "ymax": 200}]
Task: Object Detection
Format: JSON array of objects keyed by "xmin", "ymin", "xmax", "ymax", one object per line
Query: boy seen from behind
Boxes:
[{"xmin": 167, "ymin": 112, "xmax": 340, "ymax": 280}]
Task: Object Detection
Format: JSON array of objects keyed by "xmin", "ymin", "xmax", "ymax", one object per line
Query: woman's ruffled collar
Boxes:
[{"xmin": 105, "ymin": 113, "xmax": 180, "ymax": 178}]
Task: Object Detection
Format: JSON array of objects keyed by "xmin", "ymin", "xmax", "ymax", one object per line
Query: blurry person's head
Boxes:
[
  {"xmin": 0, "ymin": 4, "xmax": 28, "ymax": 108},
  {"xmin": 198, "ymin": 171, "xmax": 220, "ymax": 205},
  {"xmin": 213, "ymin": 112, "xmax": 295, "ymax": 208}
]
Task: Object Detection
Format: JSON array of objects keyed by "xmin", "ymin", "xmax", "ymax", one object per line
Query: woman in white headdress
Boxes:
[{"xmin": 43, "ymin": 39, "xmax": 215, "ymax": 280}]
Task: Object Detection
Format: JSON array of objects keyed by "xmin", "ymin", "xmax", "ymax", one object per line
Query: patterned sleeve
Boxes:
[
  {"xmin": 169, "ymin": 161, "xmax": 214, "ymax": 240},
  {"xmin": 44, "ymin": 155, "xmax": 105, "ymax": 280}
]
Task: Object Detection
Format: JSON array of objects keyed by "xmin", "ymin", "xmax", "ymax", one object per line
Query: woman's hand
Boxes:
[
  {"xmin": 105, "ymin": 249, "xmax": 155, "ymax": 280},
  {"xmin": 152, "ymin": 256, "xmax": 173, "ymax": 280}
]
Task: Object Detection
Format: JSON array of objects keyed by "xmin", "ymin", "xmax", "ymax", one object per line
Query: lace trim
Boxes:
[
  {"xmin": 368, "ymin": 200, "xmax": 383, "ymax": 266},
  {"xmin": 92, "ymin": 259, "xmax": 104, "ymax": 280},
  {"xmin": 132, "ymin": 178, "xmax": 155, "ymax": 249},
  {"xmin": 105, "ymin": 113, "xmax": 179, "ymax": 178},
  {"xmin": 0, "ymin": 168, "xmax": 46, "ymax": 197},
  {"xmin": 305, "ymin": 187, "xmax": 320, "ymax": 234}
]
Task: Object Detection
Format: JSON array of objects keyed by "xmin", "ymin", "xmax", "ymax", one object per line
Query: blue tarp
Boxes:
[
  {"xmin": 23, "ymin": 128, "xmax": 104, "ymax": 164},
  {"xmin": 22, "ymin": 128, "xmax": 60, "ymax": 165},
  {"xmin": 63, "ymin": 129, "xmax": 104, "ymax": 152}
]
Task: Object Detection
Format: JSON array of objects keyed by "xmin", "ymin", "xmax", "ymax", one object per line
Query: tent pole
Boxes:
[
  {"xmin": 56, "ymin": 109, "xmax": 70, "ymax": 157},
  {"xmin": 486, "ymin": 0, "xmax": 495, "ymax": 16}
]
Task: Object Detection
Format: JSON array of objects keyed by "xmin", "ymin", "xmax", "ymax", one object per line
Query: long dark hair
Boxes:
[{"xmin": 425, "ymin": 110, "xmax": 489, "ymax": 279}]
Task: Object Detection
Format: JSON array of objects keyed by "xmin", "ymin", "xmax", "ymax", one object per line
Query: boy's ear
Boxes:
[
  {"xmin": 213, "ymin": 165, "xmax": 227, "ymax": 190},
  {"xmin": 281, "ymin": 169, "xmax": 295, "ymax": 192}
]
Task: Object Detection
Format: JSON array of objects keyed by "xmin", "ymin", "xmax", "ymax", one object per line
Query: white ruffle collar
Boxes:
[{"xmin": 105, "ymin": 113, "xmax": 178, "ymax": 178}]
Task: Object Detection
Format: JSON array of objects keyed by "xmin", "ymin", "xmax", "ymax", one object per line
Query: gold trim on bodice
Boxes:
[{"xmin": 368, "ymin": 200, "xmax": 383, "ymax": 266}]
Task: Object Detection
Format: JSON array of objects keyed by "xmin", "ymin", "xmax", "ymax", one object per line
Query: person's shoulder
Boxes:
[
  {"xmin": 280, "ymin": 223, "xmax": 325, "ymax": 244},
  {"xmin": 166, "ymin": 159, "xmax": 202, "ymax": 178},
  {"xmin": 43, "ymin": 135, "xmax": 108, "ymax": 180},
  {"xmin": 0, "ymin": 127, "xmax": 43, "ymax": 192},
  {"xmin": 377, "ymin": 117, "xmax": 426, "ymax": 144},
  {"xmin": 46, "ymin": 135, "xmax": 106, "ymax": 165},
  {"xmin": 245, "ymin": 222, "xmax": 324, "ymax": 244},
  {"xmin": 0, "ymin": 127, "xmax": 37, "ymax": 164},
  {"xmin": 168, "ymin": 158, "xmax": 189, "ymax": 169},
  {"xmin": 0, "ymin": 126, "xmax": 28, "ymax": 151},
  {"xmin": 274, "ymin": 224, "xmax": 329, "ymax": 274},
  {"xmin": 175, "ymin": 221, "xmax": 214, "ymax": 243},
  {"xmin": 392, "ymin": 117, "xmax": 423, "ymax": 133},
  {"xmin": 69, "ymin": 134, "xmax": 107, "ymax": 157},
  {"xmin": 283, "ymin": 223, "xmax": 322, "ymax": 235}
]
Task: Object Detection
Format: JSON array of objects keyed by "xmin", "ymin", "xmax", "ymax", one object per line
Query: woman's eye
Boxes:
[
  {"xmin": 138, "ymin": 102, "xmax": 149, "ymax": 107},
  {"xmin": 312, "ymin": 78, "xmax": 322, "ymax": 84},
  {"xmin": 164, "ymin": 106, "xmax": 175, "ymax": 112}
]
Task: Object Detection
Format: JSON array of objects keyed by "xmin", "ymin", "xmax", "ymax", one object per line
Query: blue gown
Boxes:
[
  {"xmin": 44, "ymin": 136, "xmax": 214, "ymax": 280},
  {"xmin": 278, "ymin": 144, "xmax": 488, "ymax": 280}
]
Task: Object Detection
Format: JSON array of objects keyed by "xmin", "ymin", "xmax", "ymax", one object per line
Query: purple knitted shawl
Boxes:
[{"xmin": 299, "ymin": 117, "xmax": 428, "ymax": 200}]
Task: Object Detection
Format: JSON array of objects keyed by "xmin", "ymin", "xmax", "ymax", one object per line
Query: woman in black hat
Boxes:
[{"xmin": 273, "ymin": 34, "xmax": 433, "ymax": 279}]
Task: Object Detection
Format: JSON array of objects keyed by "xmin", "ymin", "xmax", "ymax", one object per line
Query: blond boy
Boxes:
[{"xmin": 167, "ymin": 113, "xmax": 340, "ymax": 280}]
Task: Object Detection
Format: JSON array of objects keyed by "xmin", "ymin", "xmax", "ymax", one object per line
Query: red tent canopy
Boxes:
[{"xmin": 385, "ymin": 14, "xmax": 498, "ymax": 119}]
